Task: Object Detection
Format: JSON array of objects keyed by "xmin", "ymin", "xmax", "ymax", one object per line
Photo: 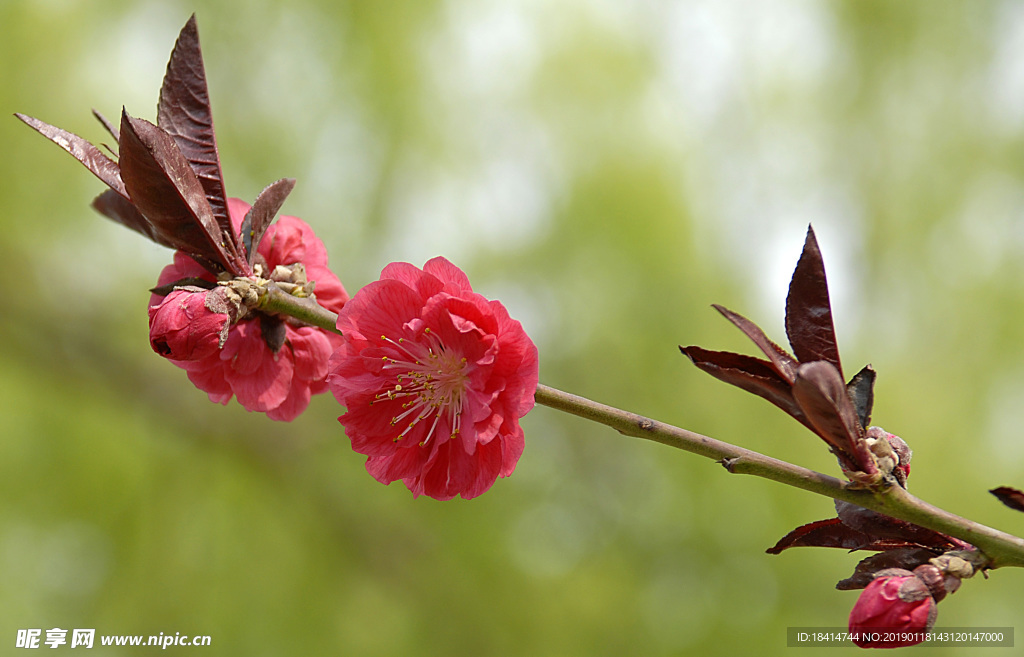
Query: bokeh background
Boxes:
[{"xmin": 3, "ymin": 0, "xmax": 1024, "ymax": 654}]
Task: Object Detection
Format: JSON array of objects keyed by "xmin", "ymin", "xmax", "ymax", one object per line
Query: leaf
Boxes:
[
  {"xmin": 15, "ymin": 113, "xmax": 127, "ymax": 197},
  {"xmin": 792, "ymin": 361, "xmax": 873, "ymax": 475},
  {"xmin": 157, "ymin": 14, "xmax": 236, "ymax": 258},
  {"xmin": 91, "ymin": 189, "xmax": 160, "ymax": 243},
  {"xmin": 92, "ymin": 108, "xmax": 119, "ymax": 144},
  {"xmin": 118, "ymin": 109, "xmax": 235, "ymax": 274},
  {"xmin": 712, "ymin": 305, "xmax": 798, "ymax": 383},
  {"xmin": 259, "ymin": 314, "xmax": 287, "ymax": 353},
  {"xmin": 785, "ymin": 225, "xmax": 843, "ymax": 376},
  {"xmin": 679, "ymin": 346, "xmax": 811, "ymax": 430},
  {"xmin": 835, "ymin": 500, "xmax": 965, "ymax": 551},
  {"xmin": 990, "ymin": 486, "xmax": 1024, "ymax": 513},
  {"xmin": 836, "ymin": 548, "xmax": 941, "ymax": 590},
  {"xmin": 766, "ymin": 518, "xmax": 879, "ymax": 554},
  {"xmin": 768, "ymin": 507, "xmax": 964, "ymax": 558},
  {"xmin": 846, "ymin": 365, "xmax": 876, "ymax": 430},
  {"xmin": 241, "ymin": 178, "xmax": 296, "ymax": 265},
  {"xmin": 149, "ymin": 277, "xmax": 218, "ymax": 297}
]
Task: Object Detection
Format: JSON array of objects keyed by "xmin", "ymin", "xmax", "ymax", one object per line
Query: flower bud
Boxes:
[
  {"xmin": 865, "ymin": 426, "xmax": 912, "ymax": 486},
  {"xmin": 148, "ymin": 286, "xmax": 234, "ymax": 361},
  {"xmin": 849, "ymin": 568, "xmax": 936, "ymax": 648},
  {"xmin": 912, "ymin": 563, "xmax": 950, "ymax": 602},
  {"xmin": 930, "ymin": 553, "xmax": 975, "ymax": 580}
]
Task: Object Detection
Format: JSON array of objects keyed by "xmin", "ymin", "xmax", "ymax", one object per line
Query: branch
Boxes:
[
  {"xmin": 256, "ymin": 282, "xmax": 341, "ymax": 335},
  {"xmin": 256, "ymin": 285, "xmax": 1024, "ymax": 569},
  {"xmin": 533, "ymin": 384, "xmax": 1024, "ymax": 569}
]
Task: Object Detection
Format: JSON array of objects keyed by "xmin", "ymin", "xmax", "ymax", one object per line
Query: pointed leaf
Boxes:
[
  {"xmin": 92, "ymin": 189, "xmax": 160, "ymax": 242},
  {"xmin": 836, "ymin": 548, "xmax": 941, "ymax": 590},
  {"xmin": 680, "ymin": 346, "xmax": 811, "ymax": 430},
  {"xmin": 846, "ymin": 365, "xmax": 876, "ymax": 430},
  {"xmin": 713, "ymin": 305, "xmax": 798, "ymax": 383},
  {"xmin": 835, "ymin": 500, "xmax": 966, "ymax": 551},
  {"xmin": 785, "ymin": 225, "xmax": 842, "ymax": 376},
  {"xmin": 242, "ymin": 178, "xmax": 297, "ymax": 265},
  {"xmin": 766, "ymin": 518, "xmax": 879, "ymax": 554},
  {"xmin": 92, "ymin": 108, "xmax": 119, "ymax": 144},
  {"xmin": 259, "ymin": 314, "xmax": 287, "ymax": 353},
  {"xmin": 792, "ymin": 361, "xmax": 873, "ymax": 474},
  {"xmin": 157, "ymin": 14, "xmax": 237, "ymax": 257},
  {"xmin": 118, "ymin": 109, "xmax": 236, "ymax": 274},
  {"xmin": 16, "ymin": 113, "xmax": 127, "ymax": 197},
  {"xmin": 990, "ymin": 486, "xmax": 1024, "ymax": 513},
  {"xmin": 150, "ymin": 277, "xmax": 217, "ymax": 297}
]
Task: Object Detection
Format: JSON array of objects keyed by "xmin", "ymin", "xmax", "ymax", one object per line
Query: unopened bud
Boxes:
[
  {"xmin": 148, "ymin": 286, "xmax": 239, "ymax": 360},
  {"xmin": 912, "ymin": 564, "xmax": 949, "ymax": 602},
  {"xmin": 865, "ymin": 427, "xmax": 912, "ymax": 487},
  {"xmin": 930, "ymin": 553, "xmax": 975, "ymax": 580},
  {"xmin": 848, "ymin": 568, "xmax": 936, "ymax": 648}
]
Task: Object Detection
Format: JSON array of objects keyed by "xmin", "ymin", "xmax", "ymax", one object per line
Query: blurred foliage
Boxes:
[{"xmin": 3, "ymin": 0, "xmax": 1024, "ymax": 655}]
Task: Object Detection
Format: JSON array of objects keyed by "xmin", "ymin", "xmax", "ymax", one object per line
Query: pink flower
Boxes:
[
  {"xmin": 848, "ymin": 568, "xmax": 936, "ymax": 648},
  {"xmin": 150, "ymin": 198, "xmax": 349, "ymax": 421},
  {"xmin": 327, "ymin": 257, "xmax": 539, "ymax": 500}
]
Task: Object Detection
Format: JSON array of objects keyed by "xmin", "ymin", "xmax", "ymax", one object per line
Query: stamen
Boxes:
[{"xmin": 375, "ymin": 329, "xmax": 469, "ymax": 447}]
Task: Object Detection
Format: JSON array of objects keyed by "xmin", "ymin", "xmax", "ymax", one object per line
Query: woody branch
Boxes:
[{"xmin": 257, "ymin": 280, "xmax": 1024, "ymax": 570}]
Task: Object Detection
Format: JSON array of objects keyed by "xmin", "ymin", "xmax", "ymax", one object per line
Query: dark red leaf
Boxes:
[
  {"xmin": 157, "ymin": 14, "xmax": 237, "ymax": 261},
  {"xmin": 766, "ymin": 518, "xmax": 879, "ymax": 554},
  {"xmin": 16, "ymin": 113, "xmax": 126, "ymax": 197},
  {"xmin": 118, "ymin": 109, "xmax": 236, "ymax": 274},
  {"xmin": 792, "ymin": 361, "xmax": 873, "ymax": 475},
  {"xmin": 92, "ymin": 108, "xmax": 119, "ymax": 144},
  {"xmin": 785, "ymin": 226, "xmax": 842, "ymax": 376},
  {"xmin": 259, "ymin": 314, "xmax": 287, "ymax": 353},
  {"xmin": 679, "ymin": 346, "xmax": 811, "ymax": 430},
  {"xmin": 990, "ymin": 486, "xmax": 1024, "ymax": 513},
  {"xmin": 712, "ymin": 305, "xmax": 798, "ymax": 383},
  {"xmin": 835, "ymin": 500, "xmax": 965, "ymax": 551},
  {"xmin": 91, "ymin": 189, "xmax": 161, "ymax": 243},
  {"xmin": 149, "ymin": 277, "xmax": 217, "ymax": 297},
  {"xmin": 241, "ymin": 178, "xmax": 296, "ymax": 265},
  {"xmin": 836, "ymin": 548, "xmax": 941, "ymax": 590},
  {"xmin": 846, "ymin": 365, "xmax": 876, "ymax": 430}
]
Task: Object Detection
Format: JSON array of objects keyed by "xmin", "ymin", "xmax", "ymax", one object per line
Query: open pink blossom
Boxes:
[
  {"xmin": 150, "ymin": 198, "xmax": 348, "ymax": 421},
  {"xmin": 327, "ymin": 257, "xmax": 539, "ymax": 500},
  {"xmin": 849, "ymin": 569, "xmax": 936, "ymax": 648}
]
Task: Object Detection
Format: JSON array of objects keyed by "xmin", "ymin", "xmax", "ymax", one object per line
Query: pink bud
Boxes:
[
  {"xmin": 848, "ymin": 568, "xmax": 936, "ymax": 648},
  {"xmin": 148, "ymin": 286, "xmax": 232, "ymax": 361}
]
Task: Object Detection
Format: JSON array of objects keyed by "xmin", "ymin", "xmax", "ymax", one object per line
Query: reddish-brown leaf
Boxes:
[
  {"xmin": 846, "ymin": 365, "xmax": 876, "ymax": 430},
  {"xmin": 712, "ymin": 305, "xmax": 798, "ymax": 383},
  {"xmin": 241, "ymin": 178, "xmax": 296, "ymax": 265},
  {"xmin": 91, "ymin": 108, "xmax": 120, "ymax": 145},
  {"xmin": 118, "ymin": 110, "xmax": 235, "ymax": 274},
  {"xmin": 766, "ymin": 518, "xmax": 879, "ymax": 554},
  {"xmin": 785, "ymin": 226, "xmax": 843, "ymax": 376},
  {"xmin": 792, "ymin": 361, "xmax": 873, "ymax": 475},
  {"xmin": 836, "ymin": 548, "xmax": 941, "ymax": 590},
  {"xmin": 990, "ymin": 486, "xmax": 1024, "ymax": 513},
  {"xmin": 835, "ymin": 500, "xmax": 965, "ymax": 551},
  {"xmin": 680, "ymin": 346, "xmax": 811, "ymax": 430},
  {"xmin": 91, "ymin": 188, "xmax": 160, "ymax": 243},
  {"xmin": 157, "ymin": 14, "xmax": 235, "ymax": 258},
  {"xmin": 16, "ymin": 113, "xmax": 126, "ymax": 197}
]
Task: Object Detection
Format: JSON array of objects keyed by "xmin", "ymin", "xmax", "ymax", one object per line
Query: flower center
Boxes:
[{"xmin": 373, "ymin": 328, "xmax": 469, "ymax": 446}]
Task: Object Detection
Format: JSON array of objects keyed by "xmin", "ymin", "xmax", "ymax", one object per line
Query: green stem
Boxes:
[
  {"xmin": 257, "ymin": 286, "xmax": 1024, "ymax": 569},
  {"xmin": 257, "ymin": 282, "xmax": 342, "ymax": 335}
]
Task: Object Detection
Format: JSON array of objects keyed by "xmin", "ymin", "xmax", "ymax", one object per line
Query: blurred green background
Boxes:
[{"xmin": 3, "ymin": 0, "xmax": 1024, "ymax": 654}]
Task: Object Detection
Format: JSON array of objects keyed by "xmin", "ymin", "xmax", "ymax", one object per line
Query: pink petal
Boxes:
[{"xmin": 423, "ymin": 256, "xmax": 473, "ymax": 294}]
